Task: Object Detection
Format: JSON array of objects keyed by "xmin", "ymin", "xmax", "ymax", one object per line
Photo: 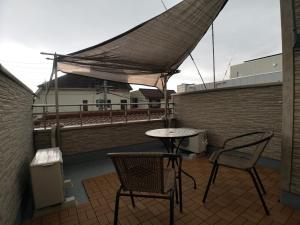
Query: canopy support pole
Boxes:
[
  {"xmin": 54, "ymin": 54, "xmax": 61, "ymax": 147},
  {"xmin": 212, "ymin": 22, "xmax": 216, "ymax": 88},
  {"xmin": 164, "ymin": 76, "xmax": 168, "ymax": 128}
]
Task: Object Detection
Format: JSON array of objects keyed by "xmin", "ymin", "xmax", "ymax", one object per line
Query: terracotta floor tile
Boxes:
[{"xmin": 23, "ymin": 157, "xmax": 300, "ymax": 225}]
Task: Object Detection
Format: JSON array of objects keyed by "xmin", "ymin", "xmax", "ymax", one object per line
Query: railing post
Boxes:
[
  {"xmin": 148, "ymin": 103, "xmax": 151, "ymax": 121},
  {"xmin": 43, "ymin": 106, "xmax": 46, "ymax": 130},
  {"xmin": 79, "ymin": 105, "xmax": 83, "ymax": 127},
  {"xmin": 125, "ymin": 104, "xmax": 128, "ymax": 123},
  {"xmin": 110, "ymin": 104, "xmax": 113, "ymax": 124}
]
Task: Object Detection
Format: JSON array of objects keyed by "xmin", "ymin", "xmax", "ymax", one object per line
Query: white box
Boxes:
[
  {"xmin": 179, "ymin": 129, "xmax": 208, "ymax": 153},
  {"xmin": 30, "ymin": 147, "xmax": 64, "ymax": 209}
]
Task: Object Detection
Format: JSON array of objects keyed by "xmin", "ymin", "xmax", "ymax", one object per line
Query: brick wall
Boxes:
[
  {"xmin": 0, "ymin": 66, "xmax": 33, "ymax": 225},
  {"xmin": 280, "ymin": 0, "xmax": 300, "ymax": 200},
  {"xmin": 173, "ymin": 84, "xmax": 282, "ymax": 160},
  {"xmin": 291, "ymin": 48, "xmax": 300, "ymax": 194},
  {"xmin": 34, "ymin": 120, "xmax": 165, "ymax": 155}
]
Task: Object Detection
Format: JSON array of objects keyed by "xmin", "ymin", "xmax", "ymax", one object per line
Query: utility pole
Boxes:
[
  {"xmin": 103, "ymin": 80, "xmax": 107, "ymax": 108},
  {"xmin": 96, "ymin": 80, "xmax": 113, "ymax": 111}
]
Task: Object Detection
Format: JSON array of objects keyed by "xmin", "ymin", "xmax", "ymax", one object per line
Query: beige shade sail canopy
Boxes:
[{"xmin": 57, "ymin": 0, "xmax": 228, "ymax": 90}]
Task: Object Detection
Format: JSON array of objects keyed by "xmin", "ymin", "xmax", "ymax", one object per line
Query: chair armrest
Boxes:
[
  {"xmin": 222, "ymin": 131, "xmax": 264, "ymax": 148},
  {"xmin": 209, "ymin": 146, "xmax": 239, "ymax": 162},
  {"xmin": 212, "ymin": 134, "xmax": 272, "ymax": 162}
]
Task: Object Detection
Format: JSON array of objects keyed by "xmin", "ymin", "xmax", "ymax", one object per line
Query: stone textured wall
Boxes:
[
  {"xmin": 34, "ymin": 120, "xmax": 165, "ymax": 155},
  {"xmin": 291, "ymin": 49, "xmax": 300, "ymax": 194},
  {"xmin": 173, "ymin": 84, "xmax": 282, "ymax": 160},
  {"xmin": 0, "ymin": 66, "xmax": 33, "ymax": 225}
]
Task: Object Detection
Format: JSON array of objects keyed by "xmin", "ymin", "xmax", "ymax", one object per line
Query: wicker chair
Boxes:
[
  {"xmin": 108, "ymin": 152, "xmax": 182, "ymax": 225},
  {"xmin": 202, "ymin": 131, "xmax": 274, "ymax": 215}
]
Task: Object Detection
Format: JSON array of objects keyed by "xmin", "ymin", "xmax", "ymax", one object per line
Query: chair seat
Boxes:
[
  {"xmin": 164, "ymin": 168, "xmax": 176, "ymax": 193},
  {"xmin": 209, "ymin": 152, "xmax": 252, "ymax": 170}
]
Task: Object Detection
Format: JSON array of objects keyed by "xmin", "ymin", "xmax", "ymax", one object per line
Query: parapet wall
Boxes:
[
  {"xmin": 34, "ymin": 120, "xmax": 165, "ymax": 155},
  {"xmin": 0, "ymin": 65, "xmax": 33, "ymax": 225},
  {"xmin": 173, "ymin": 83, "xmax": 282, "ymax": 160}
]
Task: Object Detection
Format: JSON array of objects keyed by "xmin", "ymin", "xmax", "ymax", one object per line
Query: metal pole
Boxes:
[
  {"xmin": 103, "ymin": 80, "xmax": 107, "ymax": 111},
  {"xmin": 54, "ymin": 54, "xmax": 60, "ymax": 147},
  {"xmin": 164, "ymin": 76, "xmax": 169, "ymax": 128},
  {"xmin": 148, "ymin": 103, "xmax": 151, "ymax": 121},
  {"xmin": 110, "ymin": 105, "xmax": 113, "ymax": 124},
  {"xmin": 43, "ymin": 106, "xmax": 46, "ymax": 130},
  {"xmin": 212, "ymin": 23, "xmax": 216, "ymax": 89},
  {"xmin": 125, "ymin": 104, "xmax": 128, "ymax": 123},
  {"xmin": 79, "ymin": 105, "xmax": 83, "ymax": 127}
]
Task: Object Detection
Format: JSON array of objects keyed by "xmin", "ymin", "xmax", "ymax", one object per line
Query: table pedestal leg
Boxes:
[{"xmin": 161, "ymin": 137, "xmax": 197, "ymax": 189}]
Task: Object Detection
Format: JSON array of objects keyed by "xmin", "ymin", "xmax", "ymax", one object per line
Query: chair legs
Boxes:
[
  {"xmin": 113, "ymin": 188, "xmax": 176, "ymax": 225},
  {"xmin": 253, "ymin": 167, "xmax": 266, "ymax": 194},
  {"xmin": 203, "ymin": 164, "xmax": 269, "ymax": 215},
  {"xmin": 202, "ymin": 162, "xmax": 218, "ymax": 203},
  {"xmin": 248, "ymin": 169, "xmax": 269, "ymax": 215},
  {"xmin": 212, "ymin": 164, "xmax": 219, "ymax": 184},
  {"xmin": 113, "ymin": 187, "xmax": 121, "ymax": 225},
  {"xmin": 130, "ymin": 191, "xmax": 135, "ymax": 208},
  {"xmin": 169, "ymin": 190, "xmax": 175, "ymax": 225},
  {"xmin": 178, "ymin": 171, "xmax": 183, "ymax": 212}
]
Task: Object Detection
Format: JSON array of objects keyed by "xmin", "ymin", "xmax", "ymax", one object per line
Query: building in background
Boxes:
[
  {"xmin": 230, "ymin": 53, "xmax": 282, "ymax": 78},
  {"xmin": 34, "ymin": 73, "xmax": 132, "ymax": 112},
  {"xmin": 130, "ymin": 88, "xmax": 175, "ymax": 109},
  {"xmin": 177, "ymin": 53, "xmax": 282, "ymax": 93}
]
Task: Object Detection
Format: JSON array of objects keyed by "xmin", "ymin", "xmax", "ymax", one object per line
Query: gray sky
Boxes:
[{"xmin": 0, "ymin": 0, "xmax": 282, "ymax": 91}]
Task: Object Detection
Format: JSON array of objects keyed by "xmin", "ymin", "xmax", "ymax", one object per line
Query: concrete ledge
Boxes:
[
  {"xmin": 0, "ymin": 63, "xmax": 33, "ymax": 94},
  {"xmin": 173, "ymin": 82, "xmax": 282, "ymax": 97}
]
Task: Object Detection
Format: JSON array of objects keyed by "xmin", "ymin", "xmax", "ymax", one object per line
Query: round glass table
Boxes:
[{"xmin": 146, "ymin": 128, "xmax": 200, "ymax": 189}]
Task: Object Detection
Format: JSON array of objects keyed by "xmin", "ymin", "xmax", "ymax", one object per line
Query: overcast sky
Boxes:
[{"xmin": 0, "ymin": 0, "xmax": 282, "ymax": 92}]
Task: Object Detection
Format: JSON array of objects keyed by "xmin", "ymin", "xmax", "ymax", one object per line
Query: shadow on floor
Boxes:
[{"xmin": 63, "ymin": 141, "xmax": 164, "ymax": 203}]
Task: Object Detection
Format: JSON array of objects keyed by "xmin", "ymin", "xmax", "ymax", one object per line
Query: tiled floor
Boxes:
[{"xmin": 23, "ymin": 157, "xmax": 300, "ymax": 225}]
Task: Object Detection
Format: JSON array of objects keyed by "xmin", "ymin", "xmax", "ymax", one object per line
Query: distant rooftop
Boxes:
[
  {"xmin": 38, "ymin": 73, "xmax": 132, "ymax": 90},
  {"xmin": 244, "ymin": 53, "xmax": 282, "ymax": 63},
  {"xmin": 138, "ymin": 88, "xmax": 175, "ymax": 100}
]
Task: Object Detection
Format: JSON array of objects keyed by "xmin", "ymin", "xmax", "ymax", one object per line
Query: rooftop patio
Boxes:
[
  {"xmin": 23, "ymin": 156, "xmax": 300, "ymax": 225},
  {"xmin": 2, "ymin": 1, "xmax": 300, "ymax": 225}
]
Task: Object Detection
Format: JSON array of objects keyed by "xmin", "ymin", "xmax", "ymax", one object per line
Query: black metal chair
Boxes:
[
  {"xmin": 108, "ymin": 152, "xmax": 182, "ymax": 225},
  {"xmin": 202, "ymin": 131, "xmax": 274, "ymax": 215}
]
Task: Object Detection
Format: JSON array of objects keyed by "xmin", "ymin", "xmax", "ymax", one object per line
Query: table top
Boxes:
[{"xmin": 145, "ymin": 128, "xmax": 201, "ymax": 139}]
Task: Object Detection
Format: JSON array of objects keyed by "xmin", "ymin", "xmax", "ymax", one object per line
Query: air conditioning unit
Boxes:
[
  {"xmin": 178, "ymin": 129, "xmax": 208, "ymax": 153},
  {"xmin": 30, "ymin": 147, "xmax": 65, "ymax": 209}
]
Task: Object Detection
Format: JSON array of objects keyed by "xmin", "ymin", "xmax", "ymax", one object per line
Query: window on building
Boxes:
[
  {"xmin": 149, "ymin": 99, "xmax": 161, "ymax": 108},
  {"xmin": 96, "ymin": 99, "xmax": 111, "ymax": 110},
  {"xmin": 131, "ymin": 98, "xmax": 138, "ymax": 108},
  {"xmin": 82, "ymin": 100, "xmax": 88, "ymax": 111},
  {"xmin": 120, "ymin": 99, "xmax": 127, "ymax": 110}
]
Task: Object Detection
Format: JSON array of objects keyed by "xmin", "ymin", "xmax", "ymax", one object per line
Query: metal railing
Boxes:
[{"xmin": 32, "ymin": 102, "xmax": 174, "ymax": 129}]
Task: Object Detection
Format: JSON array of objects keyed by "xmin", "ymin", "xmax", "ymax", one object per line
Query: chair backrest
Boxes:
[
  {"xmin": 249, "ymin": 131, "xmax": 274, "ymax": 166},
  {"xmin": 108, "ymin": 152, "xmax": 165, "ymax": 193},
  {"xmin": 224, "ymin": 131, "xmax": 273, "ymax": 166}
]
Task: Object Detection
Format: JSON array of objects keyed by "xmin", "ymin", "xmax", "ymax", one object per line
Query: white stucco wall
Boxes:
[
  {"xmin": 129, "ymin": 91, "xmax": 149, "ymax": 109},
  {"xmin": 34, "ymin": 88, "xmax": 130, "ymax": 113},
  {"xmin": 230, "ymin": 54, "xmax": 282, "ymax": 78},
  {"xmin": 129, "ymin": 90, "xmax": 173, "ymax": 109}
]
